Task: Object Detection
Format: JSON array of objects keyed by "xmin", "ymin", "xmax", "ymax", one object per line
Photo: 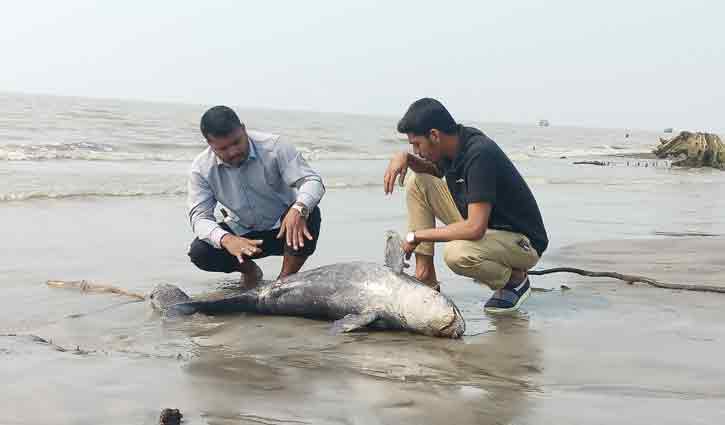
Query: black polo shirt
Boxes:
[{"xmin": 437, "ymin": 125, "xmax": 549, "ymax": 255}]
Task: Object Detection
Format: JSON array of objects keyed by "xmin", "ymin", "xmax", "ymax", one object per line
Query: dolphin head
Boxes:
[
  {"xmin": 438, "ymin": 299, "xmax": 466, "ymax": 338},
  {"xmin": 149, "ymin": 283, "xmax": 192, "ymax": 312},
  {"xmin": 394, "ymin": 279, "xmax": 466, "ymax": 338},
  {"xmin": 420, "ymin": 292, "xmax": 465, "ymax": 338}
]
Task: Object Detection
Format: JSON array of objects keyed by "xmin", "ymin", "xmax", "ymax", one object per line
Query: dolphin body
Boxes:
[{"xmin": 150, "ymin": 231, "xmax": 465, "ymax": 338}]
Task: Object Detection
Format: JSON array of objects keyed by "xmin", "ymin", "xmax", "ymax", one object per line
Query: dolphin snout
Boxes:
[{"xmin": 439, "ymin": 304, "xmax": 466, "ymax": 338}]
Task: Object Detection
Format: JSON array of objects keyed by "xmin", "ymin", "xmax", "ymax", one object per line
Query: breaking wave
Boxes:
[
  {"xmin": 0, "ymin": 187, "xmax": 188, "ymax": 202},
  {"xmin": 0, "ymin": 181, "xmax": 383, "ymax": 203},
  {"xmin": 0, "ymin": 142, "xmax": 389, "ymax": 162}
]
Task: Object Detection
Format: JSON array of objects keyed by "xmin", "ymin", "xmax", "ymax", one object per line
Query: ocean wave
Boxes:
[
  {"xmin": 0, "ymin": 187, "xmax": 187, "ymax": 202},
  {"xmin": 0, "ymin": 142, "xmax": 389, "ymax": 162},
  {"xmin": 301, "ymin": 149, "xmax": 390, "ymax": 161},
  {"xmin": 380, "ymin": 135, "xmax": 407, "ymax": 144},
  {"xmin": 326, "ymin": 181, "xmax": 380, "ymax": 189},
  {"xmin": 0, "ymin": 181, "xmax": 387, "ymax": 202},
  {"xmin": 0, "ymin": 142, "xmax": 195, "ymax": 162},
  {"xmin": 528, "ymin": 146, "xmax": 651, "ymax": 159}
]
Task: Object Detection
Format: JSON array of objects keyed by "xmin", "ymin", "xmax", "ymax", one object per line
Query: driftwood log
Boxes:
[
  {"xmin": 654, "ymin": 131, "xmax": 725, "ymax": 169},
  {"xmin": 529, "ymin": 267, "xmax": 725, "ymax": 293}
]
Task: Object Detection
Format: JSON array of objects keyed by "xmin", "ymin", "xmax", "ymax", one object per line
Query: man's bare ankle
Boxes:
[
  {"xmin": 238, "ymin": 261, "xmax": 263, "ymax": 289},
  {"xmin": 415, "ymin": 269, "xmax": 437, "ymax": 285},
  {"xmin": 240, "ymin": 272, "xmax": 259, "ymax": 289},
  {"xmin": 506, "ymin": 269, "xmax": 527, "ymax": 286}
]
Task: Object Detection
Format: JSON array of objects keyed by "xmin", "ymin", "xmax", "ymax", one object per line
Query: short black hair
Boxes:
[
  {"xmin": 397, "ymin": 98, "xmax": 458, "ymax": 136},
  {"xmin": 200, "ymin": 106, "xmax": 243, "ymax": 139}
]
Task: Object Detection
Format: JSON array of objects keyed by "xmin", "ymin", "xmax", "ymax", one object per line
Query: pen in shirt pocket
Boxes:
[{"xmin": 220, "ymin": 207, "xmax": 240, "ymax": 224}]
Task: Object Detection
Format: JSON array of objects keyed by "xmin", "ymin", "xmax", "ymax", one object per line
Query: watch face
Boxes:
[{"xmin": 294, "ymin": 204, "xmax": 309, "ymax": 218}]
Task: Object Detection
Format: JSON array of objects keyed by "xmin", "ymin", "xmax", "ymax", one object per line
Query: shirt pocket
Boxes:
[{"xmin": 260, "ymin": 160, "xmax": 285, "ymax": 191}]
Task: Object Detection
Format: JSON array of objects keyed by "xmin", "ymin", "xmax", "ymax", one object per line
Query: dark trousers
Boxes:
[{"xmin": 188, "ymin": 206, "xmax": 321, "ymax": 273}]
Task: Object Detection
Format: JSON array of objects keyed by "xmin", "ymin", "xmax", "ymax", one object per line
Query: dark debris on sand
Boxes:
[{"xmin": 159, "ymin": 408, "xmax": 183, "ymax": 425}]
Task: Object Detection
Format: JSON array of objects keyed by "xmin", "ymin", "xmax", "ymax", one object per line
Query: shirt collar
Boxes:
[
  {"xmin": 214, "ymin": 135, "xmax": 257, "ymax": 167},
  {"xmin": 450, "ymin": 125, "xmax": 473, "ymax": 168}
]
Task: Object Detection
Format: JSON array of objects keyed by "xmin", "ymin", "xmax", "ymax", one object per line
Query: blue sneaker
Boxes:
[{"xmin": 484, "ymin": 275, "xmax": 531, "ymax": 313}]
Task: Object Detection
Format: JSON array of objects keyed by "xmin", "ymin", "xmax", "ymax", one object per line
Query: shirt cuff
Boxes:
[
  {"xmin": 210, "ymin": 227, "xmax": 231, "ymax": 249},
  {"xmin": 295, "ymin": 192, "xmax": 314, "ymax": 209}
]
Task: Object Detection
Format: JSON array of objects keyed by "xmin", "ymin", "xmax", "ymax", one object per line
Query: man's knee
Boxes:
[
  {"xmin": 443, "ymin": 240, "xmax": 511, "ymax": 288},
  {"xmin": 188, "ymin": 238, "xmax": 222, "ymax": 272},
  {"xmin": 443, "ymin": 240, "xmax": 477, "ymax": 274},
  {"xmin": 303, "ymin": 206, "xmax": 322, "ymax": 256},
  {"xmin": 405, "ymin": 172, "xmax": 437, "ymax": 196}
]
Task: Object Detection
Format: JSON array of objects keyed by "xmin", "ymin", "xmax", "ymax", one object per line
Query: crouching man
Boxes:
[
  {"xmin": 187, "ymin": 106, "xmax": 325, "ymax": 288},
  {"xmin": 384, "ymin": 98, "xmax": 548, "ymax": 313}
]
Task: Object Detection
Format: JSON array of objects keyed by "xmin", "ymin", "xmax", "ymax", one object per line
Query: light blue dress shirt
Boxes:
[{"xmin": 187, "ymin": 131, "xmax": 325, "ymax": 248}]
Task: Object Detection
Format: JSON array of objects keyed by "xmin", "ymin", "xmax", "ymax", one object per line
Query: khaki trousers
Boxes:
[{"xmin": 405, "ymin": 172, "xmax": 540, "ymax": 290}]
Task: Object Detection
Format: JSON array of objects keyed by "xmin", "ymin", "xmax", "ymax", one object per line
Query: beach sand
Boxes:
[{"xmin": 2, "ymin": 188, "xmax": 724, "ymax": 425}]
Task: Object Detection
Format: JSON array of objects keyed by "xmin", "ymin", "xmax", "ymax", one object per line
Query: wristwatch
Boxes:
[
  {"xmin": 406, "ymin": 231, "xmax": 417, "ymax": 244},
  {"xmin": 291, "ymin": 202, "xmax": 310, "ymax": 219}
]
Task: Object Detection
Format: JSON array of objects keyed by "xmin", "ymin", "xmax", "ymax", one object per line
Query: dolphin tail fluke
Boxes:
[
  {"xmin": 330, "ymin": 311, "xmax": 379, "ymax": 334},
  {"xmin": 384, "ymin": 230, "xmax": 407, "ymax": 274}
]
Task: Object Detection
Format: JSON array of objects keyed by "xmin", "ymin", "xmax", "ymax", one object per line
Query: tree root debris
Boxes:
[{"xmin": 529, "ymin": 267, "xmax": 725, "ymax": 293}]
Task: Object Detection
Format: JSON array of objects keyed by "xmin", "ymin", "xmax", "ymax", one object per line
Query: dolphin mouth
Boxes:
[{"xmin": 439, "ymin": 304, "xmax": 465, "ymax": 338}]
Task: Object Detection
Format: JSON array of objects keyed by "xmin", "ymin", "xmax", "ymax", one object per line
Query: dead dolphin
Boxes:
[{"xmin": 150, "ymin": 231, "xmax": 465, "ymax": 338}]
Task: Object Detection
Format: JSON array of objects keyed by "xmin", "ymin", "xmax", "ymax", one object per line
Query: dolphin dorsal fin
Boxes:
[{"xmin": 384, "ymin": 230, "xmax": 406, "ymax": 274}]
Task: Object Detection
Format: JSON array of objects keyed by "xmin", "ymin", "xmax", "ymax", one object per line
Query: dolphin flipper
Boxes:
[
  {"xmin": 384, "ymin": 230, "xmax": 407, "ymax": 274},
  {"xmin": 330, "ymin": 311, "xmax": 380, "ymax": 334}
]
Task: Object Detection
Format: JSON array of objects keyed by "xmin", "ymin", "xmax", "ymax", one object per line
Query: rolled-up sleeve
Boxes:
[
  {"xmin": 187, "ymin": 165, "xmax": 229, "ymax": 248},
  {"xmin": 276, "ymin": 142, "xmax": 326, "ymax": 209}
]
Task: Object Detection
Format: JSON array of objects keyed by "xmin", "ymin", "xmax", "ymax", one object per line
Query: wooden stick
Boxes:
[
  {"xmin": 529, "ymin": 267, "xmax": 725, "ymax": 293},
  {"xmin": 46, "ymin": 280, "xmax": 146, "ymax": 301}
]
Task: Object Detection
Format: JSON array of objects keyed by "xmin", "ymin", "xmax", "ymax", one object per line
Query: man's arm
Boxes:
[
  {"xmin": 414, "ymin": 202, "xmax": 491, "ymax": 243},
  {"xmin": 384, "ymin": 152, "xmax": 442, "ymax": 195},
  {"xmin": 406, "ymin": 153, "xmax": 443, "ymax": 177},
  {"xmin": 187, "ymin": 168, "xmax": 229, "ymax": 249},
  {"xmin": 188, "ymin": 168, "xmax": 264, "ymax": 259},
  {"xmin": 401, "ymin": 202, "xmax": 491, "ymax": 258},
  {"xmin": 403, "ymin": 151, "xmax": 497, "ymax": 254},
  {"xmin": 293, "ymin": 177, "xmax": 325, "ymax": 210},
  {"xmin": 276, "ymin": 141, "xmax": 325, "ymax": 250},
  {"xmin": 276, "ymin": 141, "xmax": 326, "ymax": 209}
]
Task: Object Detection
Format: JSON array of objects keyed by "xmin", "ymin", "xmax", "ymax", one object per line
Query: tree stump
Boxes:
[{"xmin": 654, "ymin": 131, "xmax": 725, "ymax": 169}]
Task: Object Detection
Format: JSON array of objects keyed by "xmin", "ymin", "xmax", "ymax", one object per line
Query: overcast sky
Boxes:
[{"xmin": 1, "ymin": 1, "xmax": 722, "ymax": 131}]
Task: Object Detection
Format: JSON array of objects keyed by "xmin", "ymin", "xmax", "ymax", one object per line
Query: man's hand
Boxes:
[
  {"xmin": 221, "ymin": 234, "xmax": 263, "ymax": 263},
  {"xmin": 383, "ymin": 152, "xmax": 409, "ymax": 195},
  {"xmin": 277, "ymin": 207, "xmax": 313, "ymax": 250},
  {"xmin": 401, "ymin": 239, "xmax": 419, "ymax": 260}
]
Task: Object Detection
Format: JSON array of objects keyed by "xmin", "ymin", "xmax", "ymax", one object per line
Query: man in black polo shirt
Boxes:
[{"xmin": 384, "ymin": 98, "xmax": 548, "ymax": 313}]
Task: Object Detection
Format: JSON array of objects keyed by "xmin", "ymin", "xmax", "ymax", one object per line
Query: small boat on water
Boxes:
[
  {"xmin": 664, "ymin": 128, "xmax": 673, "ymax": 133},
  {"xmin": 538, "ymin": 119, "xmax": 550, "ymax": 127}
]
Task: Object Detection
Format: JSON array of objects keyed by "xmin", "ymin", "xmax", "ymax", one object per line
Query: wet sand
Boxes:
[{"xmin": 2, "ymin": 191, "xmax": 725, "ymax": 424}]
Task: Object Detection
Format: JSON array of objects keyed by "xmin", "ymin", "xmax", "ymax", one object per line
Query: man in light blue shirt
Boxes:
[{"xmin": 187, "ymin": 106, "xmax": 325, "ymax": 288}]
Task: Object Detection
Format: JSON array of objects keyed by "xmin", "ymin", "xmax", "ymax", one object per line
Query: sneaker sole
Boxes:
[{"xmin": 483, "ymin": 287, "xmax": 531, "ymax": 314}]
